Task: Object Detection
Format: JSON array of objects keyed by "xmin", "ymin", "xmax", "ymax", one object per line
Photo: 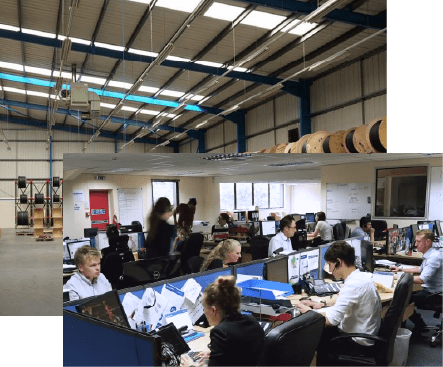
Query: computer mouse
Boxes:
[{"xmin": 271, "ymin": 303, "xmax": 280, "ymax": 310}]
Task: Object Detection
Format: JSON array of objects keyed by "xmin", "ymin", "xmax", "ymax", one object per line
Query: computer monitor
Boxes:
[
  {"xmin": 299, "ymin": 248, "xmax": 320, "ymax": 280},
  {"xmin": 300, "ymin": 214, "xmax": 306, "ymax": 220},
  {"xmin": 67, "ymin": 241, "xmax": 90, "ymax": 260},
  {"xmin": 265, "ymin": 256, "xmax": 289, "ymax": 283},
  {"xmin": 435, "ymin": 220, "xmax": 442, "ymax": 237},
  {"xmin": 84, "ymin": 227, "xmax": 98, "ymax": 238},
  {"xmin": 275, "ymin": 221, "xmax": 280, "ymax": 232},
  {"xmin": 418, "ymin": 221, "xmax": 434, "ymax": 230},
  {"xmin": 75, "ymin": 290, "xmax": 130, "ymax": 328},
  {"xmin": 260, "ymin": 221, "xmax": 276, "ymax": 236},
  {"xmin": 306, "ymin": 213, "xmax": 316, "ymax": 223},
  {"xmin": 348, "ymin": 238, "xmax": 362, "ymax": 270},
  {"xmin": 249, "ymin": 221, "xmax": 261, "ymax": 237},
  {"xmin": 386, "ymin": 228, "xmax": 400, "ymax": 255},
  {"xmin": 411, "ymin": 224, "xmax": 418, "ymax": 241},
  {"xmin": 360, "ymin": 240, "xmax": 374, "ymax": 273}
]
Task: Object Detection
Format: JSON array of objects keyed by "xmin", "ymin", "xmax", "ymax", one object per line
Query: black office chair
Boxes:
[
  {"xmin": 256, "ymin": 311, "xmax": 325, "ymax": 366},
  {"xmin": 179, "ymin": 233, "xmax": 204, "ymax": 274},
  {"xmin": 371, "ymin": 219, "xmax": 388, "ymax": 241},
  {"xmin": 333, "ymin": 223, "xmax": 345, "ymax": 240},
  {"xmin": 187, "ymin": 256, "xmax": 204, "ymax": 273},
  {"xmin": 322, "ymin": 273, "xmax": 413, "ymax": 366},
  {"xmin": 291, "ymin": 231, "xmax": 307, "ymax": 251},
  {"xmin": 250, "ymin": 236, "xmax": 270, "ymax": 260},
  {"xmin": 121, "ymin": 257, "xmax": 172, "ymax": 288},
  {"xmin": 416, "ymin": 291, "xmax": 443, "ymax": 347},
  {"xmin": 101, "ymin": 235, "xmax": 130, "ymax": 264},
  {"xmin": 296, "ymin": 219, "xmax": 306, "ymax": 231}
]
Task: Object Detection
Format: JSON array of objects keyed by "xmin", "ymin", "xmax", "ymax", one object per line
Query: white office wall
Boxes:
[
  {"xmin": 290, "ymin": 183, "xmax": 321, "ymax": 215},
  {"xmin": 320, "ymin": 156, "xmax": 442, "ymax": 230}
]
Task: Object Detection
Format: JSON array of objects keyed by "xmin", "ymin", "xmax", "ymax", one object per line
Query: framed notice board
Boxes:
[{"xmin": 326, "ymin": 183, "xmax": 372, "ymax": 220}]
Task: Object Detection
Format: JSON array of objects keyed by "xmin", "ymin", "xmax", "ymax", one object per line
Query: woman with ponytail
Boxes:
[
  {"xmin": 143, "ymin": 197, "xmax": 174, "ymax": 259},
  {"xmin": 182, "ymin": 275, "xmax": 265, "ymax": 366},
  {"xmin": 200, "ymin": 239, "xmax": 241, "ymax": 272}
]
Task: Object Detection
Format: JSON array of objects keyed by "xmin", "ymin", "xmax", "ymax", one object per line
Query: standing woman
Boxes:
[
  {"xmin": 200, "ymin": 239, "xmax": 242, "ymax": 271},
  {"xmin": 181, "ymin": 276, "xmax": 265, "ymax": 366},
  {"xmin": 144, "ymin": 197, "xmax": 174, "ymax": 259},
  {"xmin": 310, "ymin": 211, "xmax": 333, "ymax": 242}
]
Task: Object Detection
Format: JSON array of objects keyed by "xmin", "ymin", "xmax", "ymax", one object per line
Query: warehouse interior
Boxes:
[{"xmin": 0, "ymin": 0, "xmax": 390, "ymax": 154}]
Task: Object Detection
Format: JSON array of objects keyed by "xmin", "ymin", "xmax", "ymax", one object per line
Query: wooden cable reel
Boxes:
[
  {"xmin": 17, "ymin": 211, "xmax": 29, "ymax": 225},
  {"xmin": 275, "ymin": 143, "xmax": 288, "ymax": 153},
  {"xmin": 343, "ymin": 127, "xmax": 359, "ymax": 153},
  {"xmin": 290, "ymin": 134, "xmax": 311, "ymax": 153},
  {"xmin": 305, "ymin": 131, "xmax": 330, "ymax": 153},
  {"xmin": 353, "ymin": 124, "xmax": 374, "ymax": 153},
  {"xmin": 322, "ymin": 130, "xmax": 347, "ymax": 153},
  {"xmin": 365, "ymin": 117, "xmax": 387, "ymax": 152},
  {"xmin": 284, "ymin": 142, "xmax": 298, "ymax": 153},
  {"xmin": 18, "ymin": 176, "xmax": 27, "ymax": 188}
]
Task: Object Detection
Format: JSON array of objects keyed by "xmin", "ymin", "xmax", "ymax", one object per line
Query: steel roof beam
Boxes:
[{"xmin": 232, "ymin": 0, "xmax": 386, "ymax": 29}]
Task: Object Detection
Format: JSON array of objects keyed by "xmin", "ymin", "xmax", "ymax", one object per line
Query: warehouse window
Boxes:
[
  {"xmin": 375, "ymin": 166, "xmax": 428, "ymax": 218},
  {"xmin": 151, "ymin": 180, "xmax": 179, "ymax": 207},
  {"xmin": 220, "ymin": 183, "xmax": 284, "ymax": 210}
]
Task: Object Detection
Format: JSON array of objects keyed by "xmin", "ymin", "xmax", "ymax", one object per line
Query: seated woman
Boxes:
[
  {"xmin": 309, "ymin": 211, "xmax": 333, "ymax": 243},
  {"xmin": 105, "ymin": 224, "xmax": 119, "ymax": 239},
  {"xmin": 182, "ymin": 275, "xmax": 265, "ymax": 366},
  {"xmin": 212, "ymin": 213, "xmax": 232, "ymax": 233},
  {"xmin": 143, "ymin": 197, "xmax": 174, "ymax": 259},
  {"xmin": 200, "ymin": 239, "xmax": 241, "ymax": 271},
  {"xmin": 172, "ymin": 225, "xmax": 192, "ymax": 252},
  {"xmin": 65, "ymin": 245, "xmax": 112, "ymax": 301}
]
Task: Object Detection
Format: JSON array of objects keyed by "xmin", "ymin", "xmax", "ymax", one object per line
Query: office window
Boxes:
[
  {"xmin": 219, "ymin": 182, "xmax": 284, "ymax": 210},
  {"xmin": 375, "ymin": 166, "xmax": 428, "ymax": 217},
  {"xmin": 152, "ymin": 180, "xmax": 179, "ymax": 207},
  {"xmin": 220, "ymin": 183, "xmax": 234, "ymax": 210}
]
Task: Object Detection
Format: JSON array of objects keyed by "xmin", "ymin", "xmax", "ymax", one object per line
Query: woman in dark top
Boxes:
[
  {"xmin": 200, "ymin": 239, "xmax": 241, "ymax": 271},
  {"xmin": 182, "ymin": 275, "xmax": 264, "ymax": 366},
  {"xmin": 143, "ymin": 197, "xmax": 174, "ymax": 259}
]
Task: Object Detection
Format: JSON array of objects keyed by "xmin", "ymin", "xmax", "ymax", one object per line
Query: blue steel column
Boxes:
[
  {"xmin": 188, "ymin": 130, "xmax": 206, "ymax": 153},
  {"xmin": 115, "ymin": 140, "xmax": 118, "ymax": 153},
  {"xmin": 236, "ymin": 116, "xmax": 246, "ymax": 153},
  {"xmin": 299, "ymin": 79, "xmax": 312, "ymax": 136}
]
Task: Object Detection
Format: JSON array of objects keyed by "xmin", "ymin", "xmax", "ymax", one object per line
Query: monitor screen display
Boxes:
[
  {"xmin": 436, "ymin": 220, "xmax": 442, "ymax": 237},
  {"xmin": 75, "ymin": 290, "xmax": 130, "ymax": 328},
  {"xmin": 67, "ymin": 241, "xmax": 90, "ymax": 260},
  {"xmin": 306, "ymin": 213, "xmax": 315, "ymax": 223},
  {"xmin": 261, "ymin": 221, "xmax": 276, "ymax": 236},
  {"xmin": 287, "ymin": 252, "xmax": 300, "ymax": 284},
  {"xmin": 84, "ymin": 227, "xmax": 98, "ymax": 238},
  {"xmin": 265, "ymin": 256, "xmax": 288, "ymax": 283}
]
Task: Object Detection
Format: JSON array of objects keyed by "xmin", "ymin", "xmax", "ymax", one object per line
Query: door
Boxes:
[{"xmin": 89, "ymin": 190, "xmax": 109, "ymax": 230}]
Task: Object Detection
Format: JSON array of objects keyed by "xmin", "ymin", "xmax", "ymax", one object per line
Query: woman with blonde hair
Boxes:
[
  {"xmin": 181, "ymin": 275, "xmax": 264, "ymax": 366},
  {"xmin": 200, "ymin": 239, "xmax": 241, "ymax": 271}
]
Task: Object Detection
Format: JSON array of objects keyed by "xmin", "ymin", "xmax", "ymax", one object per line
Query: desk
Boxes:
[{"xmin": 374, "ymin": 251, "xmax": 422, "ymax": 265}]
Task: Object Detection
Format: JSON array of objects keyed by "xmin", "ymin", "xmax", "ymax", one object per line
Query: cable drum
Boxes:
[
  {"xmin": 18, "ymin": 176, "xmax": 27, "ymax": 188},
  {"xmin": 20, "ymin": 194, "xmax": 27, "ymax": 204},
  {"xmin": 35, "ymin": 193, "xmax": 45, "ymax": 204},
  {"xmin": 53, "ymin": 177, "xmax": 60, "ymax": 187},
  {"xmin": 53, "ymin": 194, "xmax": 60, "ymax": 203},
  {"xmin": 323, "ymin": 130, "xmax": 347, "ymax": 153},
  {"xmin": 17, "ymin": 211, "xmax": 29, "ymax": 225},
  {"xmin": 344, "ymin": 128, "xmax": 359, "ymax": 153},
  {"xmin": 353, "ymin": 125, "xmax": 373, "ymax": 153},
  {"xmin": 366, "ymin": 117, "xmax": 387, "ymax": 153}
]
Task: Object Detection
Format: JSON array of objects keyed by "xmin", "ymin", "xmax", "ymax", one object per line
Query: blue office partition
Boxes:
[
  {"xmin": 235, "ymin": 259, "xmax": 267, "ymax": 278},
  {"xmin": 63, "ymin": 309, "xmax": 160, "ymax": 366}
]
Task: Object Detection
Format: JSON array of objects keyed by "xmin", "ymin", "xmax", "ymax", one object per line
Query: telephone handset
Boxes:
[
  {"xmin": 304, "ymin": 278, "xmax": 341, "ymax": 296},
  {"xmin": 304, "ymin": 278, "xmax": 326, "ymax": 295}
]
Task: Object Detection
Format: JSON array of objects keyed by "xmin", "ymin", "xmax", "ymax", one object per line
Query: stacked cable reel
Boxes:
[
  {"xmin": 15, "ymin": 176, "xmax": 63, "ymax": 239},
  {"xmin": 251, "ymin": 117, "xmax": 387, "ymax": 154}
]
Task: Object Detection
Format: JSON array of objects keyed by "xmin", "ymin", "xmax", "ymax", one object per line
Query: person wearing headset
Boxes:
[{"xmin": 295, "ymin": 241, "xmax": 381, "ymax": 366}]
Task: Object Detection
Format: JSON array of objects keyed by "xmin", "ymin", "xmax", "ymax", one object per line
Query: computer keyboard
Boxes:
[{"xmin": 187, "ymin": 350, "xmax": 203, "ymax": 363}]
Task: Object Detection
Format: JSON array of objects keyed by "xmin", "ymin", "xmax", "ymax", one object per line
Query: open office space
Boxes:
[{"xmin": 63, "ymin": 152, "xmax": 443, "ymax": 366}]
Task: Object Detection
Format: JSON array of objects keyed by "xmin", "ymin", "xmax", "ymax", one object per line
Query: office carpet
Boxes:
[{"xmin": 406, "ymin": 309, "xmax": 442, "ymax": 366}]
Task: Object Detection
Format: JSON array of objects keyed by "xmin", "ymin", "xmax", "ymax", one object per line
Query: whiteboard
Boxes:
[
  {"xmin": 117, "ymin": 188, "xmax": 144, "ymax": 228},
  {"xmin": 326, "ymin": 183, "xmax": 372, "ymax": 220},
  {"xmin": 429, "ymin": 167, "xmax": 443, "ymax": 220}
]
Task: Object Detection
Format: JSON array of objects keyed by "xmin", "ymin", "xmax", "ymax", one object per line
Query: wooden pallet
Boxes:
[
  {"xmin": 16, "ymin": 232, "xmax": 33, "ymax": 236},
  {"xmin": 35, "ymin": 237, "xmax": 54, "ymax": 241}
]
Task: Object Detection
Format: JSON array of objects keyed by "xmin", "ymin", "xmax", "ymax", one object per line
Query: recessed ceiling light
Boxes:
[
  {"xmin": 201, "ymin": 153, "xmax": 252, "ymax": 161},
  {"xmin": 267, "ymin": 161, "xmax": 314, "ymax": 167}
]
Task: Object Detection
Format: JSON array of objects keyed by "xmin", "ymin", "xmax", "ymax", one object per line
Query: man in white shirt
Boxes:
[
  {"xmin": 296, "ymin": 241, "xmax": 381, "ymax": 366},
  {"xmin": 65, "ymin": 245, "xmax": 112, "ymax": 301},
  {"xmin": 268, "ymin": 215, "xmax": 296, "ymax": 256}
]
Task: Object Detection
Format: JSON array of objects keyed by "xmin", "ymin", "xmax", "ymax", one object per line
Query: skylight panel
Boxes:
[
  {"xmin": 0, "ymin": 24, "xmax": 20, "ymax": 32},
  {"xmin": 108, "ymin": 81, "xmax": 133, "ymax": 89},
  {"xmin": 241, "ymin": 10, "xmax": 286, "ymax": 30},
  {"xmin": 138, "ymin": 85, "xmax": 159, "ymax": 93},
  {"xmin": 160, "ymin": 90, "xmax": 184, "ymax": 98},
  {"xmin": 157, "ymin": 0, "xmax": 202, "ymax": 13},
  {"xmin": 139, "ymin": 109, "xmax": 160, "ymax": 115},
  {"xmin": 128, "ymin": 0, "xmax": 152, "ymax": 4},
  {"xmin": 27, "ymin": 90, "xmax": 49, "ymax": 98},
  {"xmin": 128, "ymin": 48, "xmax": 158, "ymax": 57},
  {"xmin": 121, "ymin": 106, "xmax": 138, "ymax": 112},
  {"xmin": 227, "ymin": 65, "xmax": 248, "ymax": 72},
  {"xmin": 24, "ymin": 66, "xmax": 52, "ymax": 76},
  {"xmin": 79, "ymin": 76, "xmax": 106, "ymax": 85},
  {"xmin": 22, "ymin": 28, "xmax": 56, "ymax": 38},
  {"xmin": 189, "ymin": 94, "xmax": 204, "ymax": 101},
  {"xmin": 52, "ymin": 71, "xmax": 72, "ymax": 79},
  {"xmin": 166, "ymin": 55, "xmax": 191, "ymax": 62},
  {"xmin": 195, "ymin": 60, "xmax": 223, "ymax": 68},
  {"xmin": 94, "ymin": 42, "xmax": 125, "ymax": 52},
  {"xmin": 204, "ymin": 3, "xmax": 245, "ymax": 22},
  {"xmin": 3, "ymin": 87, "xmax": 27, "ymax": 94},
  {"xmin": 0, "ymin": 61, "xmax": 24, "ymax": 72},
  {"xmin": 100, "ymin": 103, "xmax": 117, "ymax": 109},
  {"xmin": 282, "ymin": 20, "xmax": 317, "ymax": 36}
]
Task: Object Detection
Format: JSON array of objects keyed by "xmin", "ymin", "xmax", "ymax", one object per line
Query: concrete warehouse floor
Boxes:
[{"xmin": 0, "ymin": 228, "xmax": 61, "ymax": 316}]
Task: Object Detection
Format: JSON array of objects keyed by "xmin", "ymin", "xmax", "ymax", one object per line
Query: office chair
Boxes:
[
  {"xmin": 416, "ymin": 291, "xmax": 442, "ymax": 347},
  {"xmin": 333, "ymin": 223, "xmax": 345, "ymax": 240},
  {"xmin": 187, "ymin": 256, "xmax": 204, "ymax": 273},
  {"xmin": 291, "ymin": 231, "xmax": 307, "ymax": 251},
  {"xmin": 180, "ymin": 233, "xmax": 204, "ymax": 274},
  {"xmin": 122, "ymin": 257, "xmax": 172, "ymax": 288},
  {"xmin": 296, "ymin": 219, "xmax": 306, "ymax": 231},
  {"xmin": 101, "ymin": 248, "xmax": 135, "ymax": 289},
  {"xmin": 322, "ymin": 273, "xmax": 413, "ymax": 366},
  {"xmin": 250, "ymin": 236, "xmax": 270, "ymax": 260},
  {"xmin": 370, "ymin": 220, "xmax": 388, "ymax": 241},
  {"xmin": 256, "ymin": 311, "xmax": 325, "ymax": 366},
  {"xmin": 101, "ymin": 235, "xmax": 130, "ymax": 264}
]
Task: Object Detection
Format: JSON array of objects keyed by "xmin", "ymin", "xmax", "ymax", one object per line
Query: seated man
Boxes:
[
  {"xmin": 65, "ymin": 245, "xmax": 112, "ymax": 301},
  {"xmin": 351, "ymin": 216, "xmax": 375, "ymax": 242},
  {"xmin": 268, "ymin": 215, "xmax": 296, "ymax": 256},
  {"xmin": 296, "ymin": 241, "xmax": 381, "ymax": 366},
  {"xmin": 390, "ymin": 229, "xmax": 443, "ymax": 333}
]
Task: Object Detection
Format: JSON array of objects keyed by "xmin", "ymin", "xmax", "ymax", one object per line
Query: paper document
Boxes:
[
  {"xmin": 164, "ymin": 309, "xmax": 193, "ymax": 331},
  {"xmin": 122, "ymin": 292, "xmax": 141, "ymax": 319},
  {"xmin": 376, "ymin": 259, "xmax": 397, "ymax": 266},
  {"xmin": 372, "ymin": 272, "xmax": 395, "ymax": 289},
  {"xmin": 236, "ymin": 274, "xmax": 263, "ymax": 283},
  {"xmin": 182, "ymin": 293, "xmax": 204, "ymax": 324},
  {"xmin": 135, "ymin": 288, "xmax": 168, "ymax": 330},
  {"xmin": 161, "ymin": 283, "xmax": 186, "ymax": 314},
  {"xmin": 181, "ymin": 278, "xmax": 202, "ymax": 304}
]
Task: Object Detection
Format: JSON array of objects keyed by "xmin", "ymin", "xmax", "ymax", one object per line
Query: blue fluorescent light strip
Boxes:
[{"xmin": 0, "ymin": 72, "xmax": 203, "ymax": 112}]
